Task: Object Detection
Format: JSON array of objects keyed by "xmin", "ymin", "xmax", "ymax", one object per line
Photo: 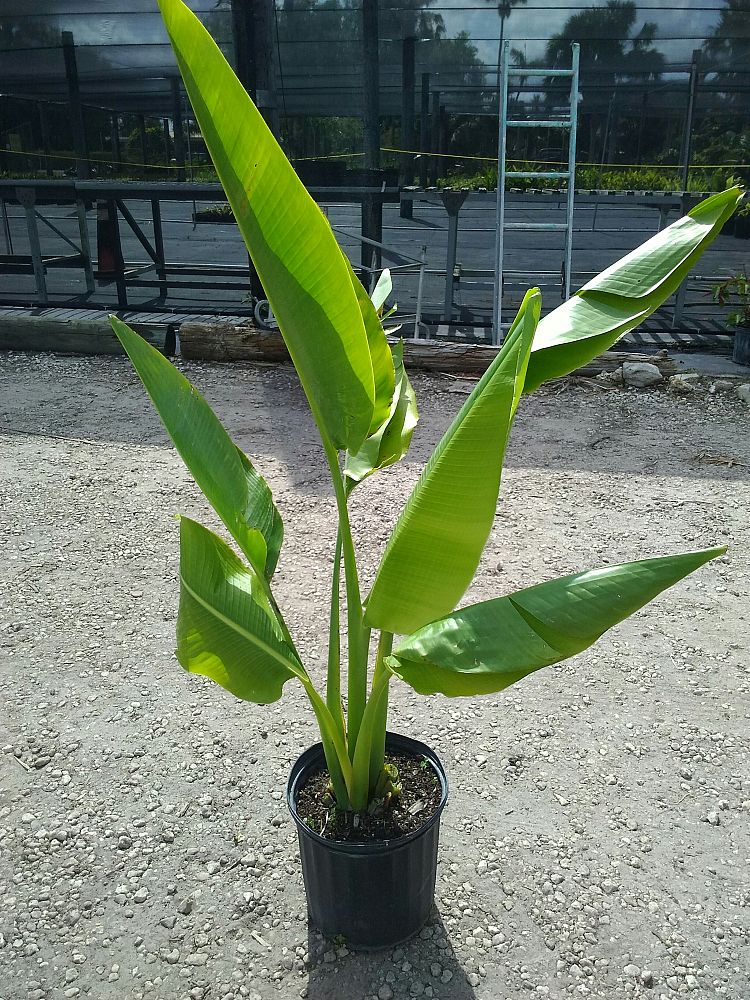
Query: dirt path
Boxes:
[{"xmin": 1, "ymin": 352, "xmax": 748, "ymax": 1000}]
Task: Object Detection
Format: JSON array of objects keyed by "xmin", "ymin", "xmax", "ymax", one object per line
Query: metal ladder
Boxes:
[{"xmin": 492, "ymin": 41, "xmax": 580, "ymax": 344}]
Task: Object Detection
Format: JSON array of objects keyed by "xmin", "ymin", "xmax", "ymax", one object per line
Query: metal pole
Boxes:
[
  {"xmin": 681, "ymin": 49, "xmax": 701, "ymax": 191},
  {"xmin": 492, "ymin": 41, "xmax": 510, "ymax": 343},
  {"xmin": 247, "ymin": 0, "xmax": 279, "ymax": 135},
  {"xmin": 400, "ymin": 35, "xmax": 415, "ymax": 219},
  {"xmin": 61, "ymin": 31, "xmax": 90, "ymax": 179},
  {"xmin": 37, "ymin": 103, "xmax": 53, "ymax": 177},
  {"xmin": 138, "ymin": 114, "xmax": 148, "ymax": 169},
  {"xmin": 419, "ymin": 73, "xmax": 430, "ymax": 189},
  {"xmin": 111, "ymin": 113, "xmax": 122, "ymax": 174},
  {"xmin": 414, "ymin": 244, "xmax": 427, "ymax": 339},
  {"xmin": 186, "ymin": 116, "xmax": 194, "ymax": 182},
  {"xmin": 362, "ymin": 0, "xmax": 380, "ymax": 170},
  {"xmin": 75, "ymin": 198, "xmax": 95, "ymax": 294},
  {"xmin": 563, "ymin": 43, "xmax": 579, "ymax": 302},
  {"xmin": 17, "ymin": 187, "xmax": 47, "ymax": 304},
  {"xmin": 106, "ymin": 198, "xmax": 128, "ymax": 309},
  {"xmin": 430, "ymin": 90, "xmax": 440, "ymax": 185},
  {"xmin": 171, "ymin": 78, "xmax": 186, "ymax": 181},
  {"xmin": 438, "ymin": 105, "xmax": 449, "ymax": 180},
  {"xmin": 151, "ymin": 198, "xmax": 168, "ymax": 299},
  {"xmin": 362, "ymin": 0, "xmax": 380, "ymax": 272},
  {"xmin": 162, "ymin": 117, "xmax": 171, "ymax": 166},
  {"xmin": 1, "ymin": 199, "xmax": 14, "ymax": 255},
  {"xmin": 230, "ymin": 0, "xmax": 257, "ymax": 100}
]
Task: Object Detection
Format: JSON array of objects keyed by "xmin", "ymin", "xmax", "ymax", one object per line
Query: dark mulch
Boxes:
[{"xmin": 295, "ymin": 752, "xmax": 442, "ymax": 844}]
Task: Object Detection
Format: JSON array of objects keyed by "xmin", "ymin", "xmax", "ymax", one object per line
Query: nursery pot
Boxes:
[
  {"xmin": 287, "ymin": 732, "xmax": 448, "ymax": 950},
  {"xmin": 733, "ymin": 325, "xmax": 750, "ymax": 367}
]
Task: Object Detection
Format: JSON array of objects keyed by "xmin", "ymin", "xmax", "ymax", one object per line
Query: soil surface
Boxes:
[
  {"xmin": 295, "ymin": 753, "xmax": 443, "ymax": 843},
  {"xmin": 1, "ymin": 352, "xmax": 749, "ymax": 1000}
]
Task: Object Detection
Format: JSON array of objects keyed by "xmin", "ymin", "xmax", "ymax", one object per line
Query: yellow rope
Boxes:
[
  {"xmin": 381, "ymin": 145, "xmax": 750, "ymax": 170},
  {"xmin": 4, "ymin": 144, "xmax": 747, "ymax": 173},
  {"xmin": 0, "ymin": 145, "xmax": 364, "ymax": 171}
]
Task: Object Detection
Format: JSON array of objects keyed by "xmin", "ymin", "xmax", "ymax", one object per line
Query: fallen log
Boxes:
[
  {"xmin": 0, "ymin": 311, "xmax": 170, "ymax": 355},
  {"xmin": 179, "ymin": 321, "xmax": 677, "ymax": 380}
]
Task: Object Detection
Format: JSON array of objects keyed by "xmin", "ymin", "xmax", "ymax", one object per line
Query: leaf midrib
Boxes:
[{"xmin": 180, "ymin": 573, "xmax": 306, "ymax": 681}]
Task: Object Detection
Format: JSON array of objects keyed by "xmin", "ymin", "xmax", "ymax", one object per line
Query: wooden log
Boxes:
[
  {"xmin": 180, "ymin": 320, "xmax": 290, "ymax": 363},
  {"xmin": 179, "ymin": 320, "xmax": 678, "ymax": 379},
  {"xmin": 0, "ymin": 312, "xmax": 169, "ymax": 355}
]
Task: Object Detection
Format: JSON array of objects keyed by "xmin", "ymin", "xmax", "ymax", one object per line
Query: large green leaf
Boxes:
[
  {"xmin": 342, "ymin": 254, "xmax": 395, "ymax": 434},
  {"xmin": 524, "ymin": 187, "xmax": 744, "ymax": 392},
  {"xmin": 158, "ymin": 0, "xmax": 374, "ymax": 451},
  {"xmin": 111, "ymin": 316, "xmax": 282, "ymax": 578},
  {"xmin": 344, "ymin": 341, "xmax": 418, "ymax": 491},
  {"xmin": 177, "ymin": 517, "xmax": 306, "ymax": 703},
  {"xmin": 365, "ymin": 289, "xmax": 541, "ymax": 635},
  {"xmin": 387, "ymin": 547, "xmax": 724, "ymax": 696}
]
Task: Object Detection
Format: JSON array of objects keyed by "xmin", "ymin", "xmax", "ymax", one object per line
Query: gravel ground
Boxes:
[{"xmin": 1, "ymin": 352, "xmax": 748, "ymax": 1000}]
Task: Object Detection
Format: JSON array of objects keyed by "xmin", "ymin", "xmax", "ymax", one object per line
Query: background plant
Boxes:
[
  {"xmin": 111, "ymin": 0, "xmax": 743, "ymax": 817},
  {"xmin": 713, "ymin": 269, "xmax": 750, "ymax": 326}
]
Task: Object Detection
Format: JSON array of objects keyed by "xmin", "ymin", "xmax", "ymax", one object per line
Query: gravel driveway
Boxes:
[{"xmin": 1, "ymin": 352, "xmax": 748, "ymax": 1000}]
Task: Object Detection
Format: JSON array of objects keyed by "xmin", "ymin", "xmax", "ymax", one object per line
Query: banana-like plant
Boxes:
[{"xmin": 112, "ymin": 0, "xmax": 743, "ymax": 814}]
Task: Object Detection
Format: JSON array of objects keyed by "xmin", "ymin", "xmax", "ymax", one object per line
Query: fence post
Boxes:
[
  {"xmin": 61, "ymin": 31, "xmax": 90, "ymax": 179},
  {"xmin": 430, "ymin": 90, "xmax": 441, "ymax": 185},
  {"xmin": 17, "ymin": 186, "xmax": 47, "ymax": 303},
  {"xmin": 680, "ymin": 49, "xmax": 701, "ymax": 191},
  {"xmin": 439, "ymin": 105, "xmax": 449, "ymax": 180},
  {"xmin": 38, "ymin": 103, "xmax": 52, "ymax": 177},
  {"xmin": 400, "ymin": 35, "xmax": 416, "ymax": 219},
  {"xmin": 110, "ymin": 113, "xmax": 122, "ymax": 174},
  {"xmin": 362, "ymin": 0, "xmax": 381, "ymax": 272},
  {"xmin": 138, "ymin": 115, "xmax": 148, "ymax": 170},
  {"xmin": 171, "ymin": 79, "xmax": 186, "ymax": 181},
  {"xmin": 419, "ymin": 73, "xmax": 430, "ymax": 189}
]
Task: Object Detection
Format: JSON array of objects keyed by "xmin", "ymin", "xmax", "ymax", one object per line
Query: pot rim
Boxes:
[{"xmin": 286, "ymin": 731, "xmax": 448, "ymax": 855}]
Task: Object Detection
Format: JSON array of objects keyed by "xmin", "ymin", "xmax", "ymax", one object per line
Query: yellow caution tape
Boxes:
[{"xmin": 4, "ymin": 144, "xmax": 747, "ymax": 174}]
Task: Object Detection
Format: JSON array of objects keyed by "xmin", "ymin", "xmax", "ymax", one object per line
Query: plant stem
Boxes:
[
  {"xmin": 302, "ymin": 678, "xmax": 353, "ymax": 807},
  {"xmin": 349, "ymin": 666, "xmax": 391, "ymax": 810},
  {"xmin": 369, "ymin": 631, "xmax": 393, "ymax": 791},
  {"xmin": 325, "ymin": 528, "xmax": 346, "ymax": 739},
  {"xmin": 321, "ymin": 434, "xmax": 367, "ymax": 758}
]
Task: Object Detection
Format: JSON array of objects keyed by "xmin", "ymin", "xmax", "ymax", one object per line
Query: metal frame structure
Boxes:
[
  {"xmin": 0, "ymin": 178, "xmax": 734, "ymax": 337},
  {"xmin": 0, "ymin": 179, "xmax": 400, "ymax": 308},
  {"xmin": 492, "ymin": 41, "xmax": 580, "ymax": 344}
]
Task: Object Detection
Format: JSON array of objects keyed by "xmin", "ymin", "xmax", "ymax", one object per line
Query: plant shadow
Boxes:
[{"xmin": 304, "ymin": 908, "xmax": 478, "ymax": 1000}]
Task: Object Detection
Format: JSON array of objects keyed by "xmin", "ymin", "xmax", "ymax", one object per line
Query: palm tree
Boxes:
[{"xmin": 496, "ymin": 1, "xmax": 528, "ymax": 97}]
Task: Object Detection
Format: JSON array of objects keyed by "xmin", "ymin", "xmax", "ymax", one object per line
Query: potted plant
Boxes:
[
  {"xmin": 713, "ymin": 270, "xmax": 750, "ymax": 366},
  {"xmin": 109, "ymin": 0, "xmax": 744, "ymax": 951}
]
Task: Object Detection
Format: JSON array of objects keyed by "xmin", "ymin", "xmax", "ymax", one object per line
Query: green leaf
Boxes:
[
  {"xmin": 365, "ymin": 289, "xmax": 542, "ymax": 635},
  {"xmin": 158, "ymin": 0, "xmax": 374, "ymax": 451},
  {"xmin": 524, "ymin": 187, "xmax": 744, "ymax": 392},
  {"xmin": 387, "ymin": 547, "xmax": 725, "ymax": 696},
  {"xmin": 344, "ymin": 341, "xmax": 419, "ymax": 490},
  {"xmin": 177, "ymin": 517, "xmax": 306, "ymax": 704},
  {"xmin": 342, "ymin": 254, "xmax": 395, "ymax": 434},
  {"xmin": 111, "ymin": 316, "xmax": 282, "ymax": 578},
  {"xmin": 371, "ymin": 269, "xmax": 392, "ymax": 313}
]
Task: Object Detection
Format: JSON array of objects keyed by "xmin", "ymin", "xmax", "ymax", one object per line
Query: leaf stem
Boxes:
[
  {"xmin": 325, "ymin": 528, "xmax": 346, "ymax": 739},
  {"xmin": 302, "ymin": 678, "xmax": 353, "ymax": 807},
  {"xmin": 368, "ymin": 631, "xmax": 393, "ymax": 790},
  {"xmin": 349, "ymin": 665, "xmax": 391, "ymax": 810},
  {"xmin": 321, "ymin": 434, "xmax": 367, "ymax": 758}
]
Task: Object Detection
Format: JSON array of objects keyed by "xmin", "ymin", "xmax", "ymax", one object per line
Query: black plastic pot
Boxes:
[
  {"xmin": 733, "ymin": 325, "xmax": 750, "ymax": 367},
  {"xmin": 287, "ymin": 732, "xmax": 448, "ymax": 950}
]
